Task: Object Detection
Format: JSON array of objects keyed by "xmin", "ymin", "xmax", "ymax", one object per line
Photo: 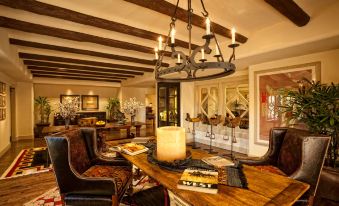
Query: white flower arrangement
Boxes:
[
  {"xmin": 58, "ymin": 97, "xmax": 80, "ymax": 119},
  {"xmin": 122, "ymin": 97, "xmax": 143, "ymax": 116}
]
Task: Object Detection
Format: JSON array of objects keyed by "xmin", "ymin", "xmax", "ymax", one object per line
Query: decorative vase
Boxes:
[
  {"xmin": 130, "ymin": 115, "xmax": 135, "ymax": 124},
  {"xmin": 65, "ymin": 117, "xmax": 70, "ymax": 129}
]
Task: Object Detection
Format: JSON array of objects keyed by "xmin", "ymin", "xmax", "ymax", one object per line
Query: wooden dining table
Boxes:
[{"xmin": 121, "ymin": 147, "xmax": 309, "ymax": 206}]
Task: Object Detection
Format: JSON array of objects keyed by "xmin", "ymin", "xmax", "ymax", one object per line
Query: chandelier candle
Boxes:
[
  {"xmin": 171, "ymin": 28, "xmax": 176, "ymax": 44},
  {"xmin": 177, "ymin": 54, "xmax": 181, "ymax": 63},
  {"xmin": 201, "ymin": 48, "xmax": 205, "ymax": 59},
  {"xmin": 231, "ymin": 28, "xmax": 236, "ymax": 44},
  {"xmin": 154, "ymin": 47, "xmax": 159, "ymax": 60},
  {"xmin": 206, "ymin": 17, "xmax": 211, "ymax": 35},
  {"xmin": 158, "ymin": 36, "xmax": 163, "ymax": 50},
  {"xmin": 157, "ymin": 126, "xmax": 186, "ymax": 162}
]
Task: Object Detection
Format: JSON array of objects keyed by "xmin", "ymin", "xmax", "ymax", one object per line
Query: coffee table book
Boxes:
[
  {"xmin": 177, "ymin": 168, "xmax": 218, "ymax": 194},
  {"xmin": 118, "ymin": 143, "xmax": 148, "ymax": 156},
  {"xmin": 202, "ymin": 156, "xmax": 234, "ymax": 168}
]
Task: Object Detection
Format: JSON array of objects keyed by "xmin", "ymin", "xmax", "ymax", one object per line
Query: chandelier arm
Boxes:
[
  {"xmin": 189, "ymin": 35, "xmax": 212, "ymax": 68},
  {"xmin": 200, "ymin": 0, "xmax": 209, "ymax": 17}
]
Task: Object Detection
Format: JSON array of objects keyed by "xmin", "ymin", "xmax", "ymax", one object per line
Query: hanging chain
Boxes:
[
  {"xmin": 200, "ymin": 0, "xmax": 209, "ymax": 17},
  {"xmin": 187, "ymin": 0, "xmax": 192, "ymax": 56}
]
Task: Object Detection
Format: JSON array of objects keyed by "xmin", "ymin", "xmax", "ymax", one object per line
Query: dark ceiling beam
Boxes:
[
  {"xmin": 19, "ymin": 53, "xmax": 153, "ymax": 72},
  {"xmin": 0, "ymin": 16, "xmax": 172, "ymax": 56},
  {"xmin": 124, "ymin": 0, "xmax": 248, "ymax": 43},
  {"xmin": 32, "ymin": 74, "xmax": 122, "ymax": 83},
  {"xmin": 10, "ymin": 39, "xmax": 169, "ymax": 67},
  {"xmin": 0, "ymin": 0, "xmax": 198, "ymax": 49},
  {"xmin": 28, "ymin": 66, "xmax": 130, "ymax": 79},
  {"xmin": 265, "ymin": 0, "xmax": 310, "ymax": 27},
  {"xmin": 23, "ymin": 60, "xmax": 143, "ymax": 76},
  {"xmin": 30, "ymin": 70, "xmax": 126, "ymax": 80}
]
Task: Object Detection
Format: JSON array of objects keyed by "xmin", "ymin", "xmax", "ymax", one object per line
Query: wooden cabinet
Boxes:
[{"xmin": 157, "ymin": 82, "xmax": 180, "ymax": 127}]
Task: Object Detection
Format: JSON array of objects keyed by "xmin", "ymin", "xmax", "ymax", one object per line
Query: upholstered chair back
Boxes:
[{"xmin": 66, "ymin": 129, "xmax": 92, "ymax": 174}]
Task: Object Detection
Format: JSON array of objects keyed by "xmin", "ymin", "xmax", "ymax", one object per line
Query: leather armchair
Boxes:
[
  {"xmin": 45, "ymin": 128, "xmax": 132, "ymax": 206},
  {"xmin": 239, "ymin": 127, "xmax": 330, "ymax": 205}
]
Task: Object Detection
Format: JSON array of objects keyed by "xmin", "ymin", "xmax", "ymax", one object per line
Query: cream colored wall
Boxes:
[
  {"xmin": 181, "ymin": 82, "xmax": 195, "ymax": 142},
  {"xmin": 34, "ymin": 84, "xmax": 120, "ymax": 124},
  {"xmin": 15, "ymin": 82, "xmax": 34, "ymax": 140},
  {"xmin": 248, "ymin": 48, "xmax": 339, "ymax": 157},
  {"xmin": 0, "ymin": 72, "xmax": 12, "ymax": 156}
]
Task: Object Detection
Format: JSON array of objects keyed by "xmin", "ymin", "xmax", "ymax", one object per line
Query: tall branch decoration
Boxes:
[
  {"xmin": 58, "ymin": 97, "xmax": 80, "ymax": 129},
  {"xmin": 122, "ymin": 97, "xmax": 143, "ymax": 123}
]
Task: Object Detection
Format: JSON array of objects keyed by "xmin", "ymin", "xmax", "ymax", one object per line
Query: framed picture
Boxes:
[
  {"xmin": 0, "ymin": 95, "xmax": 5, "ymax": 107},
  {"xmin": 81, "ymin": 95, "xmax": 99, "ymax": 110},
  {"xmin": 252, "ymin": 62, "xmax": 321, "ymax": 145},
  {"xmin": 60, "ymin": 94, "xmax": 80, "ymax": 105}
]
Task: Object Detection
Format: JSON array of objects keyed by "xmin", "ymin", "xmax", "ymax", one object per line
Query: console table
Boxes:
[{"xmin": 121, "ymin": 146, "xmax": 309, "ymax": 206}]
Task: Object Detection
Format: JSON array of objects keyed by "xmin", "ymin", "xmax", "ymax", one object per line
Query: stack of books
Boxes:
[{"xmin": 177, "ymin": 168, "xmax": 218, "ymax": 194}]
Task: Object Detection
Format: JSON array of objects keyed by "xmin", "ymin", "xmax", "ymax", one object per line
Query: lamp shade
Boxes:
[{"xmin": 157, "ymin": 126, "xmax": 186, "ymax": 162}]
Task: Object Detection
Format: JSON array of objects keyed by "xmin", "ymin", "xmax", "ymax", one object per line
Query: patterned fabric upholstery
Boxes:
[
  {"xmin": 82, "ymin": 165, "xmax": 132, "ymax": 196},
  {"xmin": 65, "ymin": 129, "xmax": 92, "ymax": 174},
  {"xmin": 254, "ymin": 165, "xmax": 287, "ymax": 176},
  {"xmin": 277, "ymin": 129, "xmax": 309, "ymax": 175}
]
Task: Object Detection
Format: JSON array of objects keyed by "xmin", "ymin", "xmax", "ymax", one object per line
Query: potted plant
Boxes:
[
  {"xmin": 106, "ymin": 97, "xmax": 120, "ymax": 122},
  {"xmin": 35, "ymin": 96, "xmax": 50, "ymax": 124},
  {"xmin": 280, "ymin": 79, "xmax": 339, "ymax": 167}
]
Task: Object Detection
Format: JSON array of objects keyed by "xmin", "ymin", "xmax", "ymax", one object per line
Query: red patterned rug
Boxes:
[
  {"xmin": 24, "ymin": 174, "xmax": 157, "ymax": 206},
  {"xmin": 1, "ymin": 147, "xmax": 52, "ymax": 179}
]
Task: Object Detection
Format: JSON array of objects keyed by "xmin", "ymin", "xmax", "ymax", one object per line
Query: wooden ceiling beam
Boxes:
[
  {"xmin": 0, "ymin": 0, "xmax": 198, "ymax": 49},
  {"xmin": 32, "ymin": 74, "xmax": 122, "ymax": 83},
  {"xmin": 23, "ymin": 60, "xmax": 143, "ymax": 75},
  {"xmin": 0, "ymin": 16, "xmax": 171, "ymax": 56},
  {"xmin": 124, "ymin": 0, "xmax": 248, "ymax": 43},
  {"xmin": 10, "ymin": 39, "xmax": 168, "ymax": 67},
  {"xmin": 19, "ymin": 53, "xmax": 153, "ymax": 72},
  {"xmin": 30, "ymin": 70, "xmax": 127, "ymax": 80},
  {"xmin": 265, "ymin": 0, "xmax": 310, "ymax": 27},
  {"xmin": 28, "ymin": 66, "xmax": 131, "ymax": 79}
]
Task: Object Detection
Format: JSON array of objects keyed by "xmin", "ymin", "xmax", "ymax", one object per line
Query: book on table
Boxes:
[
  {"xmin": 201, "ymin": 156, "xmax": 234, "ymax": 168},
  {"xmin": 118, "ymin": 143, "xmax": 148, "ymax": 155},
  {"xmin": 177, "ymin": 168, "xmax": 218, "ymax": 194}
]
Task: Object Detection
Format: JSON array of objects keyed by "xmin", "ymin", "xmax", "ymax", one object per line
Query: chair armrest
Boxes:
[
  {"xmin": 238, "ymin": 157, "xmax": 270, "ymax": 166},
  {"xmin": 92, "ymin": 156, "xmax": 132, "ymax": 167}
]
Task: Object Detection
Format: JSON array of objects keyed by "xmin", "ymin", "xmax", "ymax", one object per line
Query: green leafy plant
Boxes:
[
  {"xmin": 34, "ymin": 96, "xmax": 51, "ymax": 124},
  {"xmin": 280, "ymin": 79, "xmax": 339, "ymax": 167},
  {"xmin": 106, "ymin": 97, "xmax": 121, "ymax": 121}
]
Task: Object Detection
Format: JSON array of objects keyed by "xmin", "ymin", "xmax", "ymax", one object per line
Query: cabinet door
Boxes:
[{"xmin": 157, "ymin": 82, "xmax": 180, "ymax": 127}]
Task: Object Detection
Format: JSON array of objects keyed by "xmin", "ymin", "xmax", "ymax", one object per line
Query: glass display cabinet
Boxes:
[{"xmin": 157, "ymin": 82, "xmax": 180, "ymax": 127}]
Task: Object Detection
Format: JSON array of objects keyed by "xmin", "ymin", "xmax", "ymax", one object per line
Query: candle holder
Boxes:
[
  {"xmin": 202, "ymin": 34, "xmax": 215, "ymax": 39},
  {"xmin": 222, "ymin": 115, "xmax": 241, "ymax": 161},
  {"xmin": 204, "ymin": 115, "xmax": 221, "ymax": 154},
  {"xmin": 228, "ymin": 43, "xmax": 240, "ymax": 62},
  {"xmin": 213, "ymin": 54, "xmax": 221, "ymax": 58}
]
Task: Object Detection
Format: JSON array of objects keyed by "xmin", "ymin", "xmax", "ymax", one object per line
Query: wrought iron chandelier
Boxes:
[{"xmin": 154, "ymin": 0, "xmax": 240, "ymax": 82}]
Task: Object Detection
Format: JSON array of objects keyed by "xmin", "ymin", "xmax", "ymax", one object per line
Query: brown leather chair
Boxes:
[
  {"xmin": 45, "ymin": 128, "xmax": 132, "ymax": 206},
  {"xmin": 239, "ymin": 127, "xmax": 330, "ymax": 205}
]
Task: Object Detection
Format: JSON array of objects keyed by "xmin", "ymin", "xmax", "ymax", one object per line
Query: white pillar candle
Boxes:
[
  {"xmin": 201, "ymin": 48, "xmax": 205, "ymax": 59},
  {"xmin": 177, "ymin": 53, "xmax": 181, "ymax": 63},
  {"xmin": 158, "ymin": 36, "xmax": 163, "ymax": 50},
  {"xmin": 206, "ymin": 17, "xmax": 210, "ymax": 35},
  {"xmin": 231, "ymin": 27, "xmax": 236, "ymax": 44},
  {"xmin": 157, "ymin": 126, "xmax": 186, "ymax": 162},
  {"xmin": 154, "ymin": 47, "xmax": 159, "ymax": 60},
  {"xmin": 171, "ymin": 28, "xmax": 175, "ymax": 44},
  {"xmin": 215, "ymin": 45, "xmax": 220, "ymax": 55}
]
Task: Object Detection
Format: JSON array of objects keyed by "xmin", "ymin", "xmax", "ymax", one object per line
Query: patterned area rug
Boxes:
[
  {"xmin": 24, "ymin": 168, "xmax": 158, "ymax": 206},
  {"xmin": 0, "ymin": 147, "xmax": 52, "ymax": 179}
]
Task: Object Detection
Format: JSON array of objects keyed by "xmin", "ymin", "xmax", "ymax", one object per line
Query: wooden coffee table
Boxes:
[{"xmin": 121, "ymin": 147, "xmax": 309, "ymax": 206}]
